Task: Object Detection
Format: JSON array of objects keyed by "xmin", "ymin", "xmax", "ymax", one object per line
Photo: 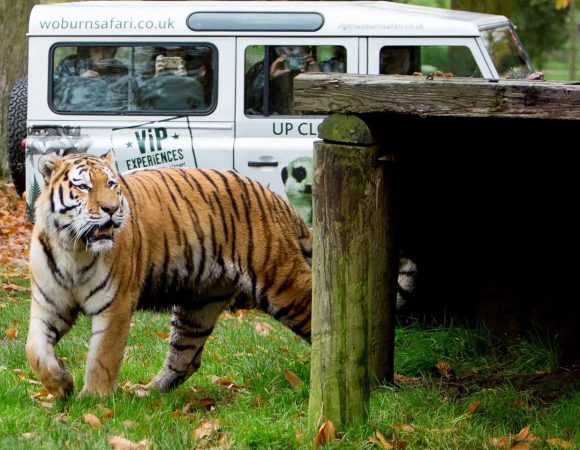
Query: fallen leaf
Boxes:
[
  {"xmin": 108, "ymin": 435, "xmax": 150, "ymax": 450},
  {"xmin": 435, "ymin": 361, "xmax": 455, "ymax": 379},
  {"xmin": 83, "ymin": 413, "xmax": 102, "ymax": 429},
  {"xmin": 284, "ymin": 369, "xmax": 303, "ymax": 388},
  {"xmin": 467, "ymin": 401, "xmax": 481, "ymax": 414},
  {"xmin": 375, "ymin": 431, "xmax": 394, "ymax": 449},
  {"xmin": 30, "ymin": 387, "xmax": 54, "ymax": 402},
  {"xmin": 312, "ymin": 420, "xmax": 338, "ymax": 448},
  {"xmin": 218, "ymin": 433, "xmax": 232, "ymax": 449},
  {"xmin": 1, "ymin": 283, "xmax": 29, "ymax": 292},
  {"xmin": 120, "ymin": 381, "xmax": 150, "ymax": 398},
  {"xmin": 154, "ymin": 331, "xmax": 169, "ymax": 339},
  {"xmin": 546, "ymin": 438, "xmax": 573, "ymax": 448},
  {"xmin": 5, "ymin": 327, "xmax": 18, "ymax": 340},
  {"xmin": 21, "ymin": 432, "xmax": 35, "ymax": 439},
  {"xmin": 394, "ymin": 439, "xmax": 408, "ymax": 448},
  {"xmin": 193, "ymin": 419, "xmax": 220, "ymax": 440},
  {"xmin": 516, "ymin": 427, "xmax": 530, "ymax": 442},
  {"xmin": 391, "ymin": 424, "xmax": 415, "ymax": 433},
  {"xmin": 254, "ymin": 322, "xmax": 274, "ymax": 336},
  {"xmin": 97, "ymin": 404, "xmax": 114, "ymax": 419},
  {"xmin": 253, "ymin": 395, "xmax": 265, "ymax": 407},
  {"xmin": 510, "ymin": 443, "xmax": 530, "ymax": 450},
  {"xmin": 201, "ymin": 397, "xmax": 215, "ymax": 411}
]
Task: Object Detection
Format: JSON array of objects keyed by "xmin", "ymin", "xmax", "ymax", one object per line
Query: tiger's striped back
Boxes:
[{"xmin": 120, "ymin": 167, "xmax": 312, "ymax": 339}]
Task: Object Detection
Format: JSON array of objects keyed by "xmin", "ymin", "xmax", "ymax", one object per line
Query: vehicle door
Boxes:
[{"xmin": 234, "ymin": 37, "xmax": 358, "ymax": 226}]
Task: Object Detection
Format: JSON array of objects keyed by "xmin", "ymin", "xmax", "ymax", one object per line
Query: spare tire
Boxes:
[{"xmin": 7, "ymin": 78, "xmax": 28, "ymax": 196}]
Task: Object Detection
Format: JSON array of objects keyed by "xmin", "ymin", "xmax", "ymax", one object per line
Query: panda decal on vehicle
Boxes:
[{"xmin": 281, "ymin": 156, "xmax": 313, "ymax": 227}]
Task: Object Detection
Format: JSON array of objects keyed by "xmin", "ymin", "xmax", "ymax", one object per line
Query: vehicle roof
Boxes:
[{"xmin": 29, "ymin": 1, "xmax": 510, "ymax": 37}]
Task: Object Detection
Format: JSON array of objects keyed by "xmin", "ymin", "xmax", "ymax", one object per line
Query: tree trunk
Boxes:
[
  {"xmin": 0, "ymin": 0, "xmax": 36, "ymax": 177},
  {"xmin": 308, "ymin": 114, "xmax": 397, "ymax": 429}
]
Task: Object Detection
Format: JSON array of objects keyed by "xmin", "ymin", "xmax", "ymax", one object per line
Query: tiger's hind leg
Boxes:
[
  {"xmin": 146, "ymin": 295, "xmax": 232, "ymax": 392},
  {"xmin": 261, "ymin": 268, "xmax": 312, "ymax": 342}
]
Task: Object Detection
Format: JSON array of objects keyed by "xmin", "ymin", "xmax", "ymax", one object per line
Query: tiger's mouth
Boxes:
[{"xmin": 84, "ymin": 221, "xmax": 115, "ymax": 244}]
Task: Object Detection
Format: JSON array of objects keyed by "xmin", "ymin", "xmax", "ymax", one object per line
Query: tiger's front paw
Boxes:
[
  {"xmin": 42, "ymin": 364, "xmax": 74, "ymax": 398},
  {"xmin": 78, "ymin": 383, "xmax": 116, "ymax": 398}
]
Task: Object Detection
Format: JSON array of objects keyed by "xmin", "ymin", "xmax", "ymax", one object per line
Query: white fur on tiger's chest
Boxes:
[{"xmin": 30, "ymin": 233, "xmax": 114, "ymax": 312}]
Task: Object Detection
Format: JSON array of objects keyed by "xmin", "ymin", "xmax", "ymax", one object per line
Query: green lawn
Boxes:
[{"xmin": 1, "ymin": 273, "xmax": 578, "ymax": 449}]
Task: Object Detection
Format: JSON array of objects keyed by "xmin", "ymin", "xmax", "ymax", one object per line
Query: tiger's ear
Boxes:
[
  {"xmin": 38, "ymin": 154, "xmax": 62, "ymax": 184},
  {"xmin": 100, "ymin": 149, "xmax": 118, "ymax": 172}
]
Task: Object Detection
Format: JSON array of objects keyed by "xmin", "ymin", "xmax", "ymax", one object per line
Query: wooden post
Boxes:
[{"xmin": 308, "ymin": 114, "xmax": 398, "ymax": 429}]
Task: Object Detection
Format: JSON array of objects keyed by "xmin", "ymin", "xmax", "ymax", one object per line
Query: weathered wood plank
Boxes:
[{"xmin": 294, "ymin": 73, "xmax": 580, "ymax": 120}]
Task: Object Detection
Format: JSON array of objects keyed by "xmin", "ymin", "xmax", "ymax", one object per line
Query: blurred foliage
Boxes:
[
  {"xmin": 513, "ymin": 0, "xmax": 571, "ymax": 68},
  {"xmin": 449, "ymin": 0, "xmax": 571, "ymax": 69}
]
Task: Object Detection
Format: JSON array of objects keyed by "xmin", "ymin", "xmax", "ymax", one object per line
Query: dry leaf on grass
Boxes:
[
  {"xmin": 96, "ymin": 404, "xmax": 114, "ymax": 419},
  {"xmin": 284, "ymin": 369, "xmax": 303, "ymax": 388},
  {"xmin": 5, "ymin": 327, "xmax": 18, "ymax": 340},
  {"xmin": 252, "ymin": 395, "xmax": 265, "ymax": 407},
  {"xmin": 120, "ymin": 381, "xmax": 150, "ymax": 398},
  {"xmin": 368, "ymin": 431, "xmax": 393, "ymax": 448},
  {"xmin": 1, "ymin": 283, "xmax": 29, "ymax": 292},
  {"xmin": 154, "ymin": 331, "xmax": 169, "ymax": 339},
  {"xmin": 193, "ymin": 419, "xmax": 220, "ymax": 440},
  {"xmin": 108, "ymin": 435, "xmax": 150, "ymax": 450},
  {"xmin": 391, "ymin": 424, "xmax": 415, "ymax": 433},
  {"xmin": 546, "ymin": 438, "xmax": 573, "ymax": 448},
  {"xmin": 435, "ymin": 361, "xmax": 456, "ymax": 379},
  {"xmin": 312, "ymin": 420, "xmax": 338, "ymax": 448},
  {"xmin": 254, "ymin": 322, "xmax": 274, "ymax": 336},
  {"xmin": 467, "ymin": 400, "xmax": 481, "ymax": 414},
  {"xmin": 83, "ymin": 413, "xmax": 103, "ymax": 429},
  {"xmin": 30, "ymin": 387, "xmax": 53, "ymax": 402}
]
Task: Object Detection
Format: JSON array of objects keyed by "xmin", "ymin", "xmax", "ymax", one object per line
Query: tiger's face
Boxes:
[{"xmin": 37, "ymin": 151, "xmax": 128, "ymax": 253}]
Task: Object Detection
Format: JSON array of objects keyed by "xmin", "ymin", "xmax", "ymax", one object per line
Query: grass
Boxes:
[{"xmin": 1, "ymin": 273, "xmax": 578, "ymax": 450}]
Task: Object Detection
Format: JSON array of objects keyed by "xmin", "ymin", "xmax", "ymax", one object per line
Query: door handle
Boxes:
[{"xmin": 248, "ymin": 161, "xmax": 279, "ymax": 167}]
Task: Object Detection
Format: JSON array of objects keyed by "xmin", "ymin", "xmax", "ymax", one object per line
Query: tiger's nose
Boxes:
[{"xmin": 101, "ymin": 204, "xmax": 119, "ymax": 215}]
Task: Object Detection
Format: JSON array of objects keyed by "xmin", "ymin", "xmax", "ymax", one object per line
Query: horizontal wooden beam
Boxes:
[{"xmin": 294, "ymin": 73, "xmax": 580, "ymax": 120}]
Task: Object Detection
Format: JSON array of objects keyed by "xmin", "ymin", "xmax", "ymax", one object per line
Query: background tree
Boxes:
[
  {"xmin": 0, "ymin": 0, "xmax": 36, "ymax": 179},
  {"xmin": 451, "ymin": 0, "xmax": 570, "ymax": 69}
]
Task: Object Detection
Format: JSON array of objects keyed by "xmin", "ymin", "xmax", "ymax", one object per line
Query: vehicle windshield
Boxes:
[{"xmin": 481, "ymin": 25, "xmax": 534, "ymax": 78}]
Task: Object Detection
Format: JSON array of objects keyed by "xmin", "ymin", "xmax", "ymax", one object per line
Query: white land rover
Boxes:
[{"xmin": 7, "ymin": 1, "xmax": 534, "ymax": 225}]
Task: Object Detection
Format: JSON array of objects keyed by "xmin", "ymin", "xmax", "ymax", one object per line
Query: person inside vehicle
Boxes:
[
  {"xmin": 380, "ymin": 47, "xmax": 413, "ymax": 75},
  {"xmin": 53, "ymin": 46, "xmax": 128, "ymax": 111},
  {"xmin": 319, "ymin": 46, "xmax": 347, "ymax": 73},
  {"xmin": 138, "ymin": 46, "xmax": 211, "ymax": 111},
  {"xmin": 54, "ymin": 46, "xmax": 127, "ymax": 79},
  {"xmin": 245, "ymin": 45, "xmax": 321, "ymax": 115}
]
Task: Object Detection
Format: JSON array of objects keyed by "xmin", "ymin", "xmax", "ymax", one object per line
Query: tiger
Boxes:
[{"xmin": 26, "ymin": 151, "xmax": 312, "ymax": 398}]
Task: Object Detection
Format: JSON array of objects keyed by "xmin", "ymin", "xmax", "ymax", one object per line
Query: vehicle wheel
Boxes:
[{"xmin": 7, "ymin": 78, "xmax": 28, "ymax": 196}]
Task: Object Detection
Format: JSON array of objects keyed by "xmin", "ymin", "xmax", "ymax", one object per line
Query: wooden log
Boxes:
[
  {"xmin": 294, "ymin": 73, "xmax": 580, "ymax": 120},
  {"xmin": 308, "ymin": 114, "xmax": 398, "ymax": 429}
]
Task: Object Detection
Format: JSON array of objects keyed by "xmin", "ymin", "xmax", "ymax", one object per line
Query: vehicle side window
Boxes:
[
  {"xmin": 51, "ymin": 44, "xmax": 216, "ymax": 114},
  {"xmin": 379, "ymin": 46, "xmax": 482, "ymax": 77},
  {"xmin": 245, "ymin": 45, "xmax": 347, "ymax": 117}
]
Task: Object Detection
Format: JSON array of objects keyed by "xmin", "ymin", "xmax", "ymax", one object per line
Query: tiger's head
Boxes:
[{"xmin": 36, "ymin": 151, "xmax": 129, "ymax": 254}]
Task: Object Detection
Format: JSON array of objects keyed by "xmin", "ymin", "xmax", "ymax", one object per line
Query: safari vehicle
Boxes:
[{"xmin": 7, "ymin": 1, "xmax": 534, "ymax": 225}]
